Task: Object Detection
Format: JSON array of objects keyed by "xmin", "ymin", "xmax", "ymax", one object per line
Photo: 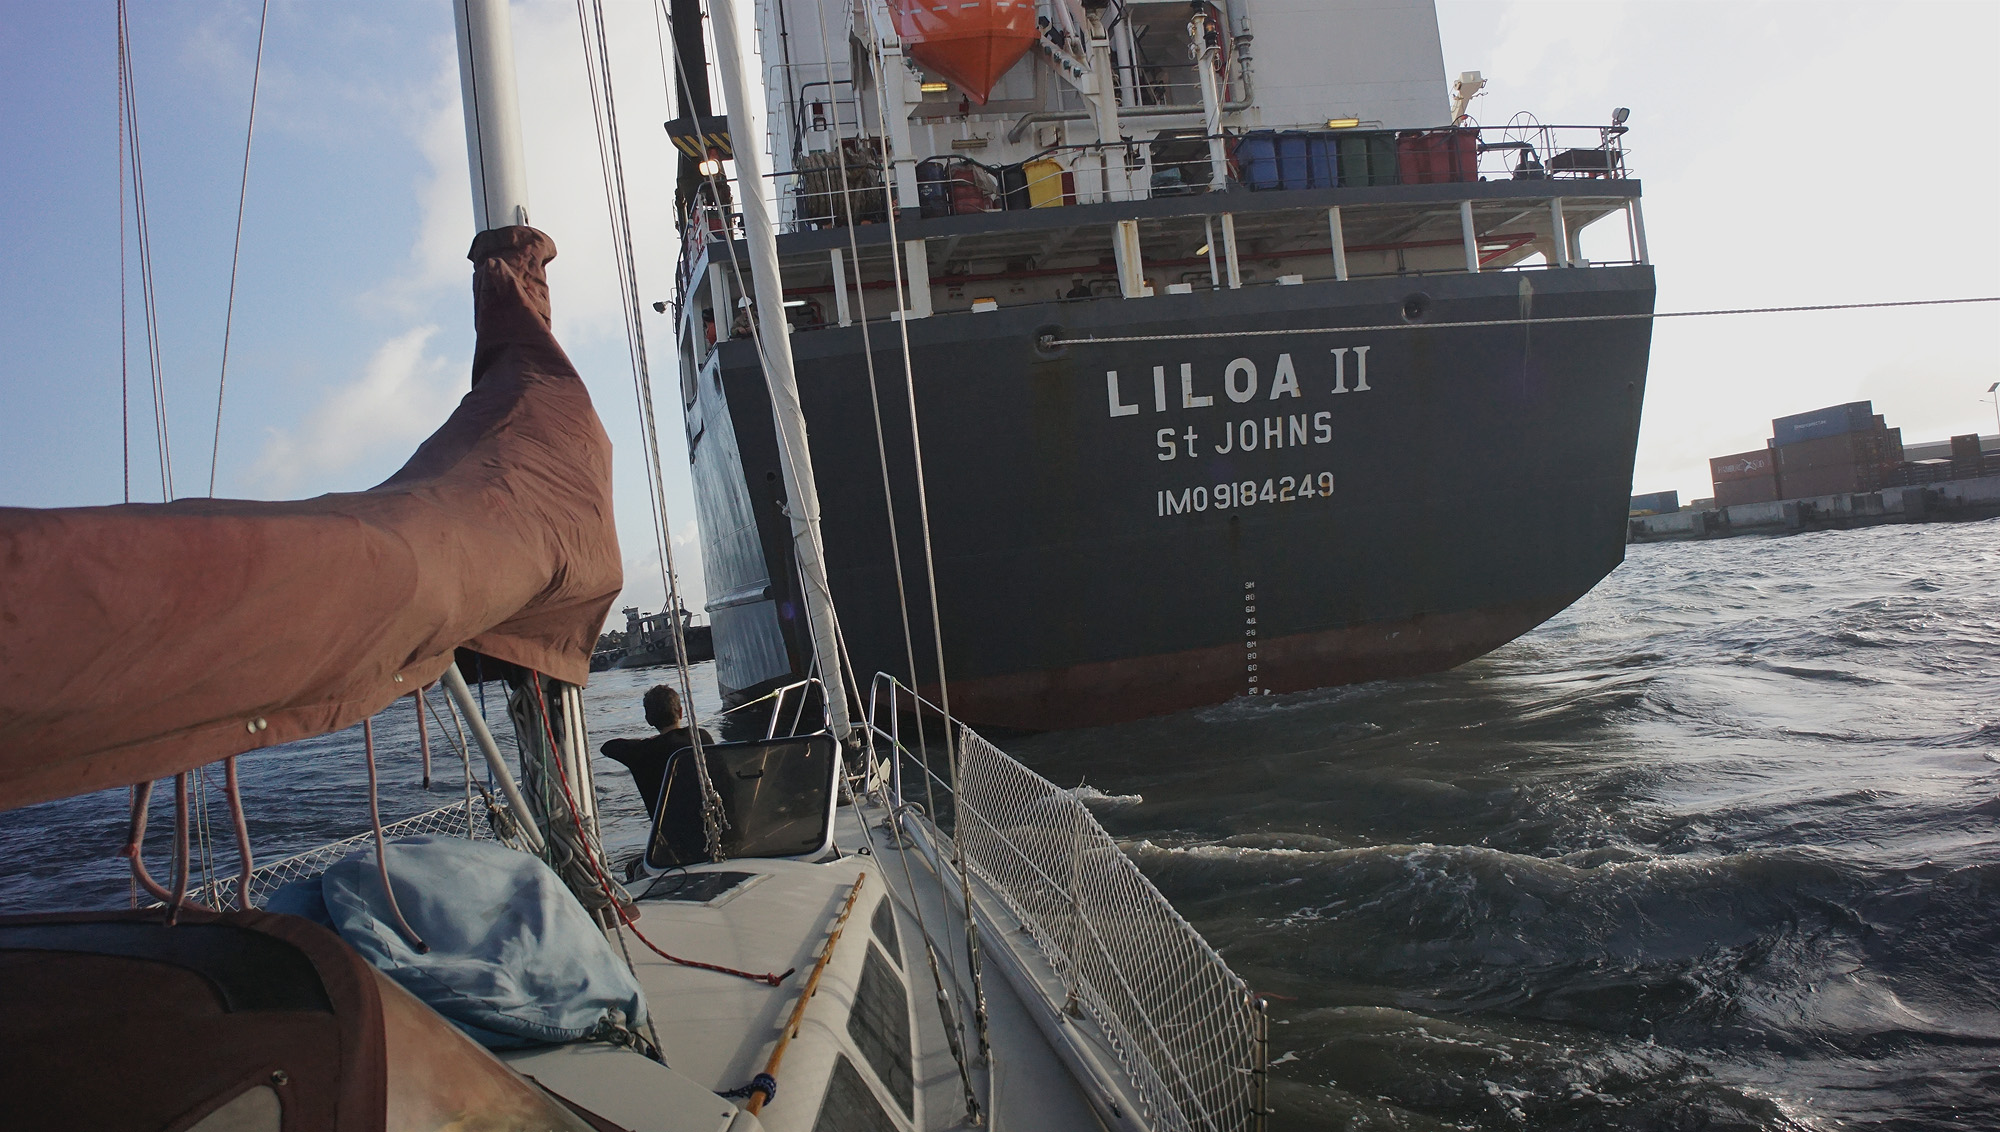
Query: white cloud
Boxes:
[
  {"xmin": 238, "ymin": 1, "xmax": 702, "ymax": 590},
  {"xmin": 249, "ymin": 324, "xmax": 462, "ymax": 493},
  {"xmin": 362, "ymin": 50, "xmax": 478, "ymax": 317}
]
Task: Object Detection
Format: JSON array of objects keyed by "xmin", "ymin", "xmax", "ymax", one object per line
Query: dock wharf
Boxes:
[{"xmin": 1628, "ymin": 475, "xmax": 2000, "ymax": 542}]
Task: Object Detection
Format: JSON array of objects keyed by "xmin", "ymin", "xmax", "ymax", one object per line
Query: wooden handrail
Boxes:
[{"xmin": 747, "ymin": 873, "xmax": 869, "ymax": 1115}]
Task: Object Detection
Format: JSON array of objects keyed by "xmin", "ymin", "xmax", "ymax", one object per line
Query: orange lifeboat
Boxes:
[{"xmin": 890, "ymin": 0, "xmax": 1038, "ymax": 105}]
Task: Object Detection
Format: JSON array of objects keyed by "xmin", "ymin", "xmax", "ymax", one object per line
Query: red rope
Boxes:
[
  {"xmin": 530, "ymin": 677, "xmax": 791, "ymax": 987},
  {"xmin": 364, "ymin": 716, "xmax": 430, "ymax": 953},
  {"xmin": 120, "ymin": 780, "xmax": 175, "ymax": 905},
  {"xmin": 223, "ymin": 756, "xmax": 255, "ymax": 911}
]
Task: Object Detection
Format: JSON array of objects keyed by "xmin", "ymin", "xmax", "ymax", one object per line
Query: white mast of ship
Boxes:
[
  {"xmin": 453, "ymin": 0, "xmax": 530, "ymax": 232},
  {"xmin": 446, "ymin": 0, "xmax": 603, "ymax": 856},
  {"xmin": 707, "ymin": 0, "xmax": 854, "ymax": 740}
]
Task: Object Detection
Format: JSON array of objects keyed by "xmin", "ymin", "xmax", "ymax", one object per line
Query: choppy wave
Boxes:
[
  {"xmin": 1066, "ymin": 784, "xmax": 1145, "ymax": 811},
  {"xmin": 4, "ymin": 518, "xmax": 1994, "ymax": 1129},
  {"xmin": 1014, "ymin": 518, "xmax": 2000, "ymax": 1130}
]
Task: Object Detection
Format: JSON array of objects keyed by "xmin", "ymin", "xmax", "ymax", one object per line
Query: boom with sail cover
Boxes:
[{"xmin": 0, "ymin": 226, "xmax": 620, "ymax": 811}]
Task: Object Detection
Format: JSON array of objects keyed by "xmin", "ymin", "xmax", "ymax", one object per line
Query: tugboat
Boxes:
[
  {"xmin": 672, "ymin": 0, "xmax": 1656, "ymax": 728},
  {"xmin": 606, "ymin": 605, "xmax": 716, "ymax": 671}
]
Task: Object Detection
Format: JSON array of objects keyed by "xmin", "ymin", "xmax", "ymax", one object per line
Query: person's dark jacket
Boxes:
[{"xmin": 601, "ymin": 726, "xmax": 715, "ymax": 818}]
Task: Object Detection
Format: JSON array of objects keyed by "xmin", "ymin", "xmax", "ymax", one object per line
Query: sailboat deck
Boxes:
[{"xmin": 552, "ymin": 801, "xmax": 1104, "ymax": 1132}]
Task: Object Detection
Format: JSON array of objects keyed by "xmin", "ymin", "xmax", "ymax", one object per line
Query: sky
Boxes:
[{"xmin": 2, "ymin": 0, "xmax": 1996, "ymax": 622}]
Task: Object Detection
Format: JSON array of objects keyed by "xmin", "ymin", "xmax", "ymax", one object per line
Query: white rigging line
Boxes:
[
  {"xmin": 661, "ymin": 3, "xmax": 985, "ymax": 1116},
  {"xmin": 852, "ymin": 42, "xmax": 994, "ymax": 1066},
  {"xmin": 801, "ymin": 8, "xmax": 986, "ymax": 1119},
  {"xmin": 1047, "ymin": 295, "xmax": 2000, "ymax": 347},
  {"xmin": 207, "ymin": 0, "xmax": 271, "ymax": 498},
  {"xmin": 798, "ymin": 12, "xmax": 928, "ymax": 799},
  {"xmin": 667, "ymin": 0, "xmax": 851, "ymax": 744},
  {"xmin": 118, "ymin": 0, "xmax": 173, "ymax": 502},
  {"xmin": 580, "ymin": 0, "xmax": 729, "ymax": 856},
  {"xmin": 117, "ymin": 27, "xmax": 131, "ymax": 506}
]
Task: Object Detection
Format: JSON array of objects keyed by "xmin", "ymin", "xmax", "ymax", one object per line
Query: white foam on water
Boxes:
[{"xmin": 1066, "ymin": 784, "xmax": 1143, "ymax": 810}]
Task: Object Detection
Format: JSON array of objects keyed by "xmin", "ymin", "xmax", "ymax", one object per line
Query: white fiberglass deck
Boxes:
[{"xmin": 530, "ymin": 799, "xmax": 1105, "ymax": 1132}]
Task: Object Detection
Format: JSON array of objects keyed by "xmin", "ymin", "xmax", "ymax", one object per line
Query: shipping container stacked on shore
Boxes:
[
  {"xmin": 1777, "ymin": 423, "xmax": 1903, "ymax": 498},
  {"xmin": 1710, "ymin": 447, "xmax": 1781, "ymax": 507},
  {"xmin": 1950, "ymin": 434, "xmax": 1986, "ymax": 479},
  {"xmin": 1628, "ymin": 490, "xmax": 1680, "ymax": 516},
  {"xmin": 1709, "ymin": 400, "xmax": 1907, "ymax": 505}
]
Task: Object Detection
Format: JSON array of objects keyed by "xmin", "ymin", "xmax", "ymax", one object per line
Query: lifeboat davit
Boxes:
[{"xmin": 891, "ymin": 0, "xmax": 1038, "ymax": 105}]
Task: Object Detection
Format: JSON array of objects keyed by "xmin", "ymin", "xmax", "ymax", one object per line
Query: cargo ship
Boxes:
[{"xmin": 668, "ymin": 0, "xmax": 1657, "ymax": 728}]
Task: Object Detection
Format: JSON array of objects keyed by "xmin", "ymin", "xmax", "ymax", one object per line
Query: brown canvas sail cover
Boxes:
[{"xmin": 0, "ymin": 227, "xmax": 620, "ymax": 811}]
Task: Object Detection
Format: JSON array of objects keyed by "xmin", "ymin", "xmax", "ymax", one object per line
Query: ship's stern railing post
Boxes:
[
  {"xmin": 902, "ymin": 238, "xmax": 934, "ymax": 318},
  {"xmin": 1459, "ymin": 200, "xmax": 1480, "ymax": 274},
  {"xmin": 1328, "ymin": 207, "xmax": 1349, "ymax": 281},
  {"xmin": 1548, "ymin": 197, "xmax": 1571, "ymax": 268},
  {"xmin": 1222, "ymin": 213, "xmax": 1242, "ymax": 289},
  {"xmin": 1204, "ymin": 216, "xmax": 1222, "ymax": 288},
  {"xmin": 1114, "ymin": 220, "xmax": 1151, "ymax": 298},
  {"xmin": 830, "ymin": 247, "xmax": 852, "ymax": 326}
]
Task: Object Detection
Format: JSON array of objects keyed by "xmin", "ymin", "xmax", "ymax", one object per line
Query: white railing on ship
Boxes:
[
  {"xmin": 195, "ymin": 798, "xmax": 516, "ymax": 911},
  {"xmin": 192, "ymin": 677, "xmax": 824, "ymax": 911},
  {"xmin": 865, "ymin": 674, "xmax": 1270, "ymax": 1132}
]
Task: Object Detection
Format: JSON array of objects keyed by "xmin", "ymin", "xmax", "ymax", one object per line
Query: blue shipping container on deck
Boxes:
[
  {"xmin": 1772, "ymin": 401, "xmax": 1875, "ymax": 447},
  {"xmin": 1277, "ymin": 132, "xmax": 1312, "ymax": 190},
  {"xmin": 1238, "ymin": 132, "xmax": 1280, "ymax": 190},
  {"xmin": 1629, "ymin": 490, "xmax": 1679, "ymax": 515},
  {"xmin": 1306, "ymin": 133, "xmax": 1338, "ymax": 188}
]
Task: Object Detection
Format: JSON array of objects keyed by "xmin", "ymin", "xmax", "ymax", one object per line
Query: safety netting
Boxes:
[
  {"xmin": 944, "ymin": 725, "xmax": 1267, "ymax": 1132},
  {"xmin": 197, "ymin": 799, "xmax": 516, "ymax": 911}
]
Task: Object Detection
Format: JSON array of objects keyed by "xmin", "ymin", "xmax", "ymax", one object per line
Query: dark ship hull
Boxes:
[{"xmin": 688, "ymin": 249, "xmax": 1654, "ymax": 729}]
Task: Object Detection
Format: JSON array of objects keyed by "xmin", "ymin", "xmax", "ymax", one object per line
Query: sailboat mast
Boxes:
[
  {"xmin": 707, "ymin": 0, "xmax": 854, "ymax": 740},
  {"xmin": 454, "ymin": 0, "xmax": 530, "ymax": 232}
]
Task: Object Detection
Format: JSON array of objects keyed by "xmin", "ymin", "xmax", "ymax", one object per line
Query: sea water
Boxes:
[
  {"xmin": 3, "ymin": 519, "xmax": 1995, "ymax": 1129},
  {"xmin": 1013, "ymin": 518, "xmax": 2000, "ymax": 1130},
  {"xmin": 0, "ymin": 665, "xmax": 722, "ymax": 913}
]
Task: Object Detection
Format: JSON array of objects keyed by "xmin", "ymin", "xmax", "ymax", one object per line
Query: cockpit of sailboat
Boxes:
[{"xmin": 0, "ymin": 2, "xmax": 1267, "ymax": 1131}]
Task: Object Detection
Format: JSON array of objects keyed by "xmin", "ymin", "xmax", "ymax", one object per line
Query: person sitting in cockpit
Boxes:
[{"xmin": 600, "ymin": 685, "xmax": 715, "ymax": 819}]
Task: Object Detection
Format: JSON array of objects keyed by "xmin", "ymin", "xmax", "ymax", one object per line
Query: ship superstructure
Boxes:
[{"xmin": 672, "ymin": 0, "xmax": 1656, "ymax": 727}]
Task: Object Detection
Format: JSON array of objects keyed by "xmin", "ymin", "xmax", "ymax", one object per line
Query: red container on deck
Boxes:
[
  {"xmin": 1781, "ymin": 464, "xmax": 1879, "ymax": 498},
  {"xmin": 1777, "ymin": 429, "xmax": 1902, "ymax": 475},
  {"xmin": 1710, "ymin": 448, "xmax": 1776, "ymax": 483},
  {"xmin": 1395, "ymin": 128, "xmax": 1478, "ymax": 184},
  {"xmin": 1715, "ymin": 476, "xmax": 1781, "ymax": 507},
  {"xmin": 949, "ymin": 167, "xmax": 990, "ymax": 214}
]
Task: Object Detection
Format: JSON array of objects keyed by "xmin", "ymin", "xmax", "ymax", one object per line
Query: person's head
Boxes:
[{"xmin": 642, "ymin": 685, "xmax": 684, "ymax": 732}]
